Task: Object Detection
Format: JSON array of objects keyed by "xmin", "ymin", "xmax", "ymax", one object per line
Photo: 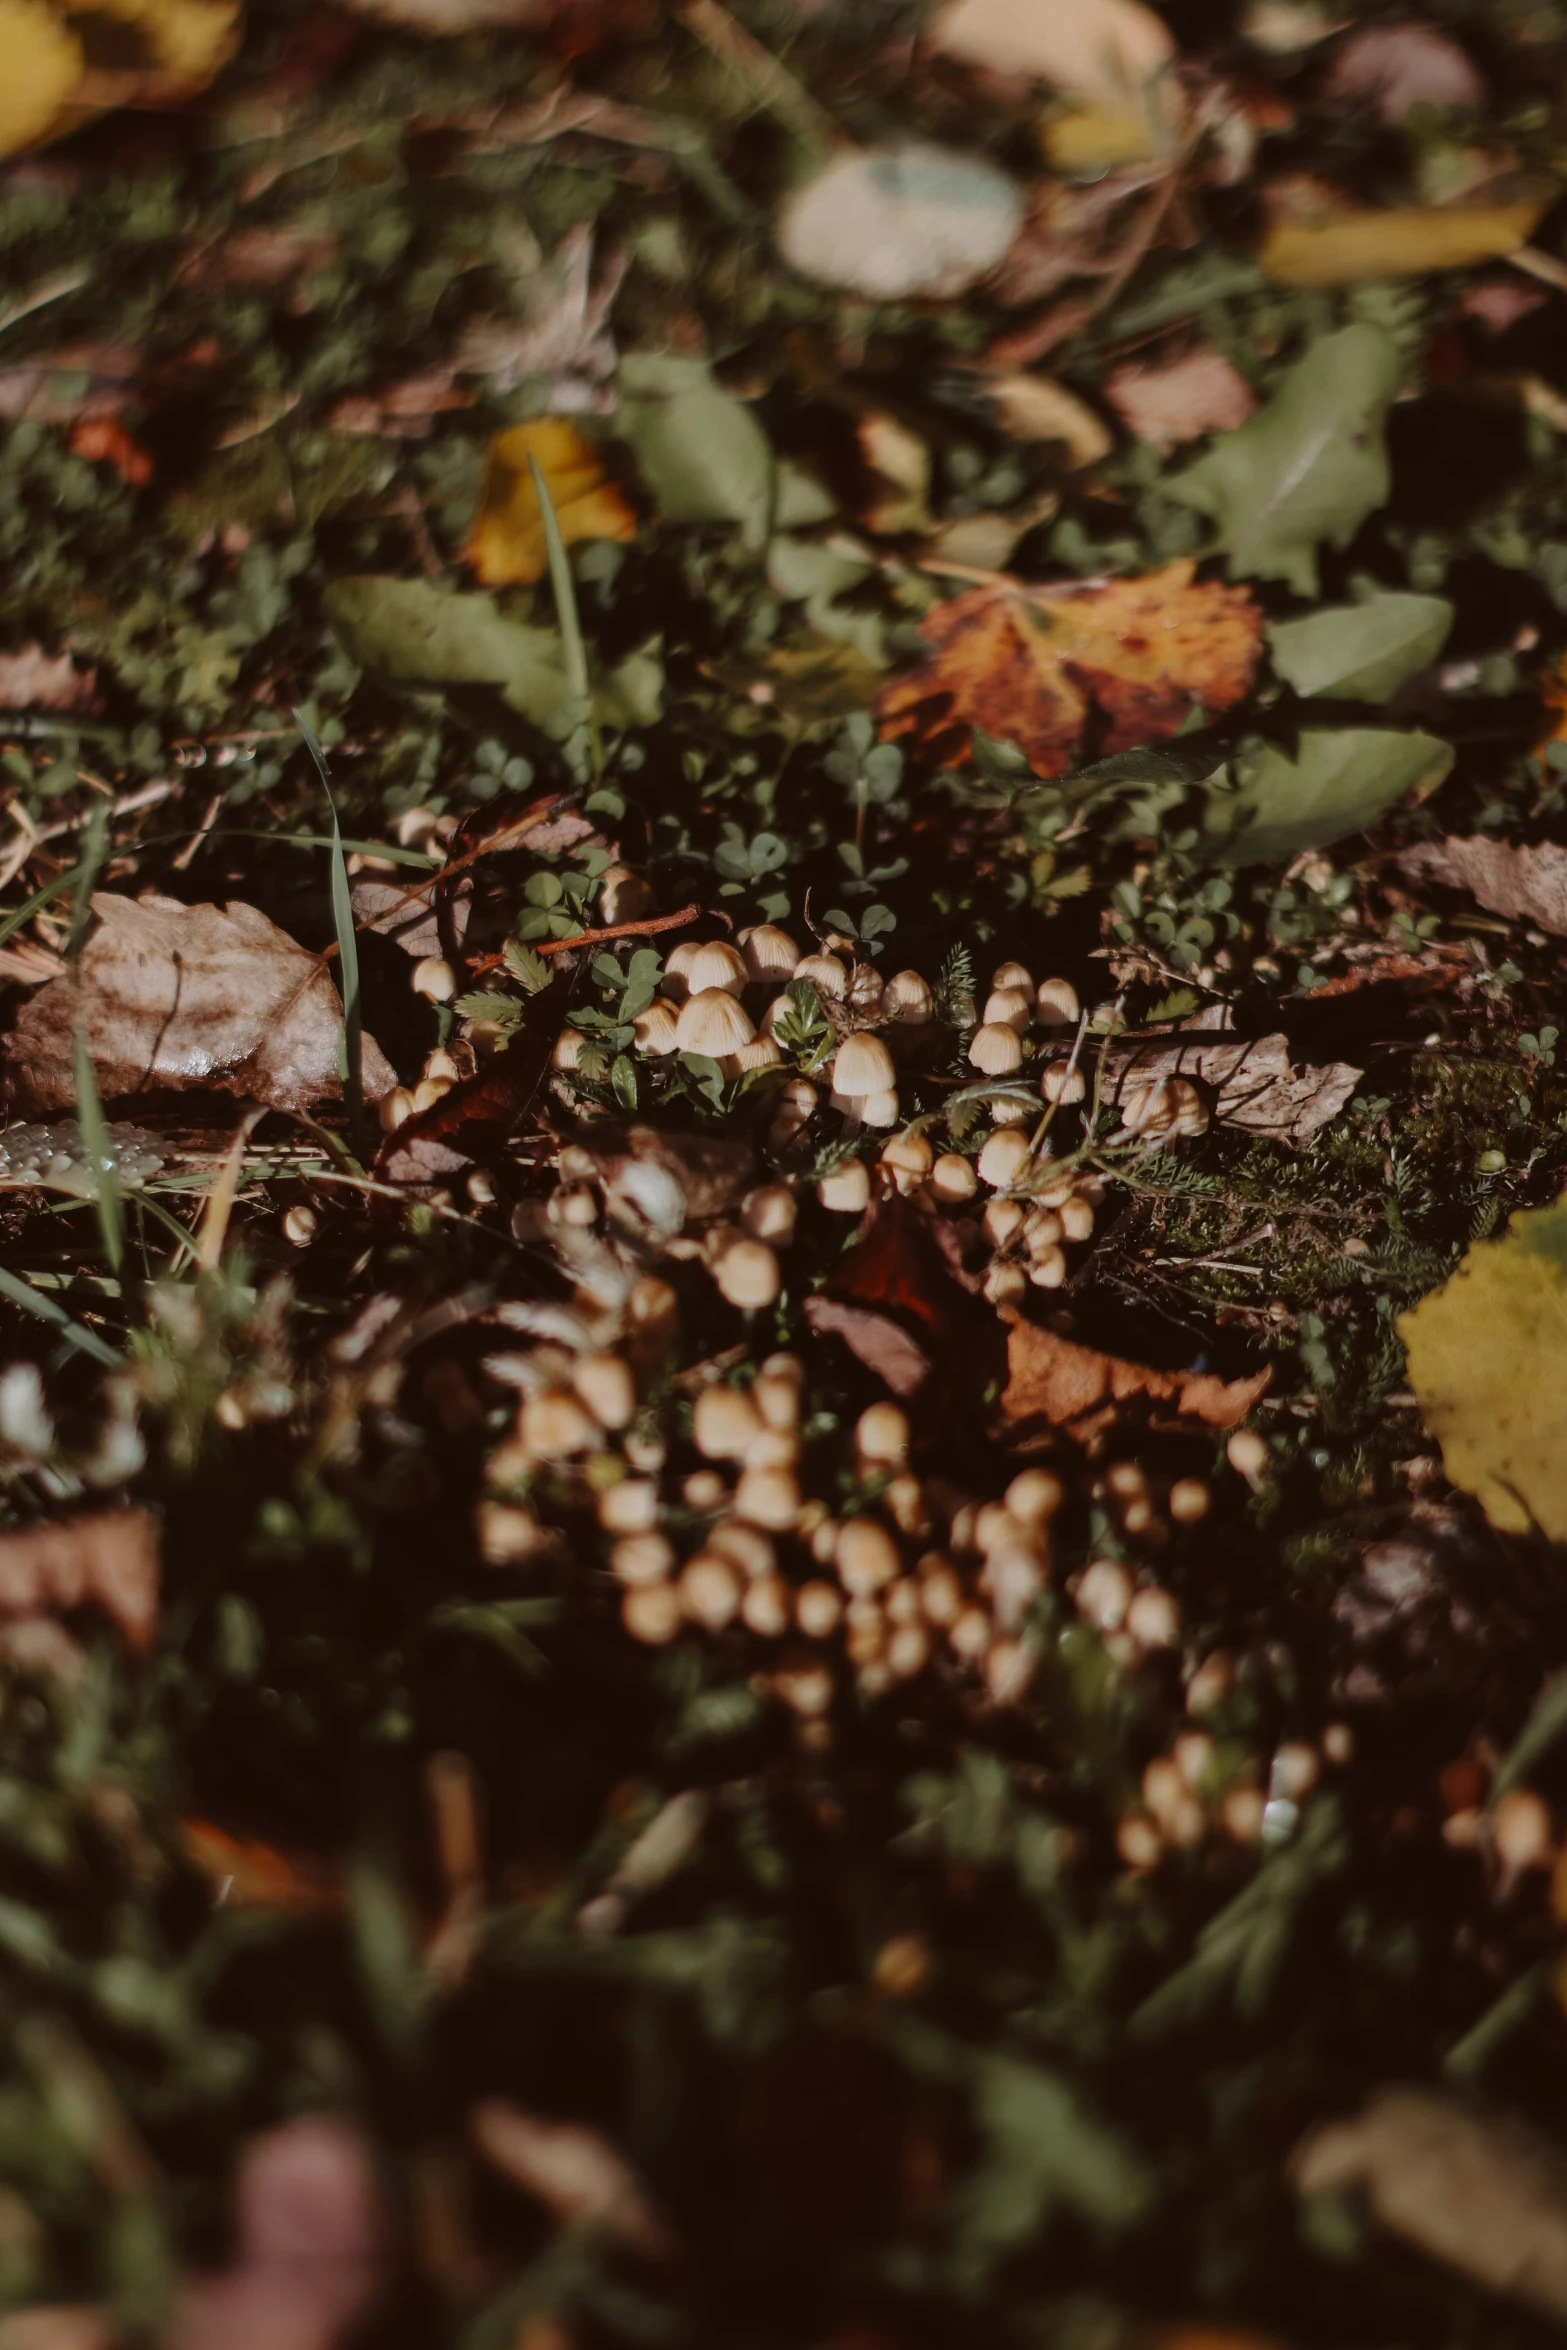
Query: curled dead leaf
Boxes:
[
  {"xmin": 878, "ymin": 560, "xmax": 1263, "ymax": 777},
  {"xmin": 7, "ymin": 893, "xmax": 396, "ymax": 1119},
  {"xmin": 1292, "ymin": 2088, "xmax": 1567, "ymax": 2320},
  {"xmin": 999, "ymin": 1314, "xmax": 1269, "ymax": 1442}
]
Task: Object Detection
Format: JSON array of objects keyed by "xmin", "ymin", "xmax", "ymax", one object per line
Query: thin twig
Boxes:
[{"xmin": 467, "ymin": 901, "xmax": 702, "ymax": 974}]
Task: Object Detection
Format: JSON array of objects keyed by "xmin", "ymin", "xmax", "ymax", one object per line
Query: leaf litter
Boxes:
[{"xmin": 8, "ymin": 3, "xmax": 1567, "ymax": 2347}]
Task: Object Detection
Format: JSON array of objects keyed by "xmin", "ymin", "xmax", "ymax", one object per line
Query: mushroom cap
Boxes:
[
  {"xmin": 882, "ymin": 968, "xmax": 933, "ymax": 1021},
  {"xmin": 674, "ymin": 988, "xmax": 756, "ymax": 1056},
  {"xmin": 632, "ymin": 998, "xmax": 681, "ymax": 1054},
  {"xmin": 662, "ymin": 940, "xmax": 702, "ymax": 1001},
  {"xmin": 968, "ymin": 1021, "xmax": 1024, "ymax": 1074},
  {"xmin": 977, "ymin": 1126, "xmax": 1033, "ymax": 1188},
  {"xmin": 793, "ymin": 953, "xmax": 848, "ymax": 1000},
  {"xmin": 832, "ymin": 1031, "xmax": 897, "ymax": 1096},
  {"xmin": 686, "ymin": 938, "xmax": 749, "ymax": 995},
  {"xmin": 992, "ymin": 960, "xmax": 1033, "ymax": 993},
  {"xmin": 741, "ymin": 924, "xmax": 801, "ymax": 980},
  {"xmin": 983, "ymin": 986, "xmax": 1033, "ymax": 1032},
  {"xmin": 1036, "ymin": 975, "xmax": 1080, "ymax": 1026},
  {"xmin": 858, "ymin": 1088, "xmax": 900, "ymax": 1129}
]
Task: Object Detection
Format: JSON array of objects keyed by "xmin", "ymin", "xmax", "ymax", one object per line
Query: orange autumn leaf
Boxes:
[
  {"xmin": 179, "ymin": 1818, "xmax": 342, "ymax": 1913},
  {"xmin": 69, "ymin": 418, "xmax": 153, "ymax": 486},
  {"xmin": 999, "ymin": 1311, "xmax": 1270, "ymax": 1443},
  {"xmin": 877, "ymin": 558, "xmax": 1264, "ymax": 777},
  {"xmin": 464, "ymin": 417, "xmax": 635, "ymax": 588}
]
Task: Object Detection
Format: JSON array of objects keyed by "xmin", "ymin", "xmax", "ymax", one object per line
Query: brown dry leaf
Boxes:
[
  {"xmin": 1400, "ymin": 835, "xmax": 1567, "ymax": 937},
  {"xmin": 472, "ymin": 2100, "xmax": 670, "ymax": 2257},
  {"xmin": 878, "ymin": 559, "xmax": 1263, "ymax": 777},
  {"xmin": 1292, "ymin": 2088, "xmax": 1567, "ymax": 2321},
  {"xmin": 0, "ymin": 643, "xmax": 95, "ymax": 712},
  {"xmin": 464, "ymin": 416, "xmax": 636, "ymax": 588},
  {"xmin": 7, "ymin": 892, "xmax": 396, "ymax": 1118},
  {"xmin": 169, "ymin": 2116, "xmax": 384, "ymax": 2350},
  {"xmin": 1324, "ymin": 22, "xmax": 1484, "ymax": 123},
  {"xmin": 178, "ymin": 1819, "xmax": 341, "ymax": 1914},
  {"xmin": 999, "ymin": 1314, "xmax": 1269, "ymax": 1441},
  {"xmin": 1259, "ymin": 192, "xmax": 1548, "ymax": 287},
  {"xmin": 802, "ymin": 1297, "xmax": 933, "ymax": 1398},
  {"xmin": 0, "ymin": 1507, "xmax": 159, "ymax": 1652},
  {"xmin": 0, "ymin": 2312, "xmax": 114, "ymax": 2350},
  {"xmin": 1104, "ymin": 349, "xmax": 1258, "ymax": 453},
  {"xmin": 1105, "ymin": 1031, "xmax": 1361, "ymax": 1144}
]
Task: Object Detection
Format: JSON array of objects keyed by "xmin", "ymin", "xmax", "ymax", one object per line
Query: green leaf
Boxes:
[
  {"xmin": 1399, "ymin": 1194, "xmax": 1567, "ymax": 1539},
  {"xmin": 1207, "ymin": 728, "xmax": 1453, "ymax": 865},
  {"xmin": 1269, "ymin": 591, "xmax": 1455, "ymax": 702},
  {"xmin": 295, "ymin": 711, "xmax": 365, "ymax": 1162},
  {"xmin": 615, "ymin": 354, "xmax": 775, "ymax": 547},
  {"xmin": 528, "ymin": 448, "xmax": 600, "ymax": 780},
  {"xmin": 502, "ymin": 939, "xmax": 554, "ymax": 993},
  {"xmin": 1167, "ymin": 325, "xmax": 1401, "ymax": 595}
]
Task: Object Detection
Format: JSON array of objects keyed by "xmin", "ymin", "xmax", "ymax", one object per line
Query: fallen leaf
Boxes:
[
  {"xmin": 0, "ymin": 643, "xmax": 96, "ymax": 712},
  {"xmin": 1324, "ymin": 22, "xmax": 1485, "ymax": 123},
  {"xmin": 0, "ymin": 1507, "xmax": 158, "ymax": 1651},
  {"xmin": 0, "ymin": 0, "xmax": 83, "ymax": 155},
  {"xmin": 985, "ymin": 372, "xmax": 1112, "ymax": 465},
  {"xmin": 1167, "ymin": 324, "xmax": 1399, "ymax": 595},
  {"xmin": 1268, "ymin": 590, "xmax": 1454, "ymax": 703},
  {"xmin": 323, "ymin": 577, "xmax": 661, "ymax": 730},
  {"xmin": 802, "ymin": 1297, "xmax": 934, "ymax": 1398},
  {"xmin": 927, "ymin": 0, "xmax": 1175, "ymax": 103},
  {"xmin": 471, "ymin": 2100, "xmax": 670, "ymax": 2257},
  {"xmin": 0, "ymin": 2312, "xmax": 113, "ymax": 2350},
  {"xmin": 775, "ymin": 143, "xmax": 1024, "ymax": 302},
  {"xmin": 1292, "ymin": 2089, "xmax": 1567, "ymax": 2321},
  {"xmin": 1399, "ymin": 1195, "xmax": 1567, "ymax": 1539},
  {"xmin": 878, "ymin": 559, "xmax": 1263, "ymax": 778},
  {"xmin": 68, "ymin": 417, "xmax": 153, "ymax": 485},
  {"xmin": 1399, "ymin": 834, "xmax": 1567, "ymax": 937},
  {"xmin": 1259, "ymin": 194, "xmax": 1548, "ymax": 288},
  {"xmin": 178, "ymin": 1820, "xmax": 341, "ymax": 1913},
  {"xmin": 1208, "ymin": 729, "xmax": 1453, "ymax": 866},
  {"xmin": 999, "ymin": 1315, "xmax": 1269, "ymax": 1441},
  {"xmin": 457, "ymin": 221, "xmax": 623, "ymax": 402},
  {"xmin": 1105, "ymin": 1031, "xmax": 1361, "ymax": 1144},
  {"xmin": 169, "ymin": 2116, "xmax": 383, "ymax": 2350},
  {"xmin": 464, "ymin": 417, "xmax": 635, "ymax": 588},
  {"xmin": 6, "ymin": 892, "xmax": 397, "ymax": 1118},
  {"xmin": 615, "ymin": 353, "xmax": 776, "ymax": 546},
  {"xmin": 1040, "ymin": 102, "xmax": 1162, "ymax": 171},
  {"xmin": 1104, "ymin": 348, "xmax": 1257, "ymax": 453}
]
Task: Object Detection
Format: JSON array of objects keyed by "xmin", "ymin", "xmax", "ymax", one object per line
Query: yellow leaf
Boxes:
[
  {"xmin": 464, "ymin": 418, "xmax": 636, "ymax": 589},
  {"xmin": 1041, "ymin": 103, "xmax": 1160, "ymax": 171},
  {"xmin": 0, "ymin": 0, "xmax": 83, "ymax": 156},
  {"xmin": 987, "ymin": 371, "xmax": 1112, "ymax": 465},
  {"xmin": 1399, "ymin": 1195, "xmax": 1567, "ymax": 1538},
  {"xmin": 1259, "ymin": 195, "xmax": 1548, "ymax": 286}
]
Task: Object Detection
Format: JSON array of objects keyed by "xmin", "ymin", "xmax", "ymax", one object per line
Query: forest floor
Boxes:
[{"xmin": 10, "ymin": 1, "xmax": 1567, "ymax": 2345}]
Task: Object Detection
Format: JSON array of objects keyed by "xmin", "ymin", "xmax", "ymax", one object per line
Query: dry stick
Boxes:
[
  {"xmin": 173, "ymin": 789, "xmax": 225, "ymax": 873},
  {"xmin": 194, "ymin": 1105, "xmax": 268, "ymax": 1274},
  {"xmin": 1511, "ymin": 245, "xmax": 1567, "ymax": 295},
  {"xmin": 465, "ymin": 899, "xmax": 702, "ymax": 974}
]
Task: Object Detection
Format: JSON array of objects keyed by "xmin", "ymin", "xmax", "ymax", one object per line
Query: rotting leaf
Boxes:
[
  {"xmin": 6, "ymin": 893, "xmax": 396, "ymax": 1118},
  {"xmin": 878, "ymin": 559, "xmax": 1263, "ymax": 778},
  {"xmin": 1399, "ymin": 1195, "xmax": 1567, "ymax": 1539},
  {"xmin": 999, "ymin": 1313, "xmax": 1269, "ymax": 1442},
  {"xmin": 1103, "ymin": 348, "xmax": 1257, "ymax": 454},
  {"xmin": 1105, "ymin": 1030, "xmax": 1361, "ymax": 1145},
  {"xmin": 463, "ymin": 417, "xmax": 635, "ymax": 589},
  {"xmin": 1292, "ymin": 2089, "xmax": 1567, "ymax": 2321},
  {"xmin": 1167, "ymin": 325, "xmax": 1400, "ymax": 595},
  {"xmin": 1400, "ymin": 835, "xmax": 1567, "ymax": 938}
]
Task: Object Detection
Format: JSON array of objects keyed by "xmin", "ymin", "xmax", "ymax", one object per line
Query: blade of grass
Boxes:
[
  {"xmin": 0, "ymin": 1263, "xmax": 118, "ymax": 1367},
  {"xmin": 528, "ymin": 451, "xmax": 602, "ymax": 782},
  {"xmin": 73, "ymin": 1026, "xmax": 124, "ymax": 1279},
  {"xmin": 68, "ymin": 797, "xmax": 109, "ymax": 960},
  {"xmin": 292, "ymin": 712, "xmax": 366, "ymax": 1165},
  {"xmin": 0, "ymin": 865, "xmax": 84, "ymax": 951}
]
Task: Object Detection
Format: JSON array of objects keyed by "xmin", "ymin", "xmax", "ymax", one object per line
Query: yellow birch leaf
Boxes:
[
  {"xmin": 1399, "ymin": 1196, "xmax": 1567, "ymax": 1538},
  {"xmin": 1041, "ymin": 103, "xmax": 1160, "ymax": 171},
  {"xmin": 0, "ymin": 0, "xmax": 83, "ymax": 156},
  {"xmin": 1260, "ymin": 195, "xmax": 1548, "ymax": 286},
  {"xmin": 465, "ymin": 418, "xmax": 636, "ymax": 589}
]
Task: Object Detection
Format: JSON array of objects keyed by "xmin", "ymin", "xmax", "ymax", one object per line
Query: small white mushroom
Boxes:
[
  {"xmin": 674, "ymin": 989, "xmax": 756, "ymax": 1057},
  {"xmin": 969, "ymin": 1022, "xmax": 1024, "ymax": 1076}
]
